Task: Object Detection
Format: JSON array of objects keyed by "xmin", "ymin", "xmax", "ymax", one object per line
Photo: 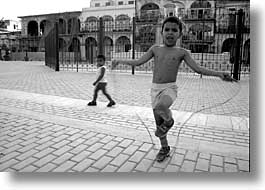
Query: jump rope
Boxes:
[
  {"xmin": 136, "ymin": 76, "xmax": 243, "ymax": 154},
  {"xmin": 110, "ymin": 62, "xmax": 244, "ymax": 159}
]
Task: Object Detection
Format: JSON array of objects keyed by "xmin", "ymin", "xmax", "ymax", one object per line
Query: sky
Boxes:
[{"xmin": 1, "ymin": 0, "xmax": 91, "ymax": 20}]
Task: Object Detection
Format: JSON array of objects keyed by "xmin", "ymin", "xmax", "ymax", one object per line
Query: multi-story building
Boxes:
[
  {"xmin": 15, "ymin": 0, "xmax": 250, "ymax": 66},
  {"xmin": 0, "ymin": 19, "xmax": 21, "ymax": 60}
]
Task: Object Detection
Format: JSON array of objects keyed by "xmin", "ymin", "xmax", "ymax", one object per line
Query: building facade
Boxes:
[
  {"xmin": 0, "ymin": 19, "xmax": 21, "ymax": 60},
  {"xmin": 15, "ymin": 0, "xmax": 250, "ymax": 66}
]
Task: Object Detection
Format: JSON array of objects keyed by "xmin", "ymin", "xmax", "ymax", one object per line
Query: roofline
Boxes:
[{"xmin": 18, "ymin": 11, "xmax": 82, "ymax": 18}]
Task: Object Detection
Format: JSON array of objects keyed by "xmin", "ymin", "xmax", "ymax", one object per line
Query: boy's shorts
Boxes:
[{"xmin": 151, "ymin": 82, "xmax": 178, "ymax": 109}]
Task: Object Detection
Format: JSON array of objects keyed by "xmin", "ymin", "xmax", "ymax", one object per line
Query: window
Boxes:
[
  {"xmin": 106, "ymin": 2, "xmax": 110, "ymax": 6},
  {"xmin": 118, "ymin": 1, "xmax": 123, "ymax": 5},
  {"xmin": 95, "ymin": 3, "xmax": 100, "ymax": 7},
  {"xmin": 128, "ymin": 1, "xmax": 134, "ymax": 4}
]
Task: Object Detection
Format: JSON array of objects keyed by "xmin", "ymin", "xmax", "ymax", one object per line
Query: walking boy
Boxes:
[
  {"xmin": 88, "ymin": 55, "xmax": 116, "ymax": 107},
  {"xmin": 112, "ymin": 16, "xmax": 234, "ymax": 162}
]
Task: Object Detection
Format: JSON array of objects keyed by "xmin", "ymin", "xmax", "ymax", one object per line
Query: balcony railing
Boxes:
[{"xmin": 182, "ymin": 35, "xmax": 215, "ymax": 43}]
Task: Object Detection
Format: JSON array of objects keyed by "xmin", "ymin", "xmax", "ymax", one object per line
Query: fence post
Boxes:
[
  {"xmin": 55, "ymin": 22, "xmax": 59, "ymax": 72},
  {"xmin": 132, "ymin": 17, "xmax": 136, "ymax": 75},
  {"xmin": 233, "ymin": 9, "xmax": 244, "ymax": 80},
  {"xmin": 98, "ymin": 17, "xmax": 104, "ymax": 56}
]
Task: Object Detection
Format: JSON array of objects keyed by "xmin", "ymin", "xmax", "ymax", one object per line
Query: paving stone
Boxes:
[
  {"xmin": 117, "ymin": 161, "xmax": 137, "ymax": 172},
  {"xmin": 129, "ymin": 151, "xmax": 146, "ymax": 163},
  {"xmin": 89, "ymin": 149, "xmax": 108, "ymax": 160},
  {"xmin": 123, "ymin": 145, "xmax": 139, "ymax": 155},
  {"xmin": 196, "ymin": 158, "xmax": 210, "ymax": 171},
  {"xmin": 101, "ymin": 165, "xmax": 118, "ymax": 172},
  {"xmin": 20, "ymin": 165, "xmax": 37, "ymax": 172},
  {"xmin": 110, "ymin": 154, "xmax": 129, "ymax": 167},
  {"xmin": 72, "ymin": 158, "xmax": 94, "ymax": 172},
  {"xmin": 53, "ymin": 161, "xmax": 77, "ymax": 172},
  {"xmin": 164, "ymin": 165, "xmax": 180, "ymax": 172},
  {"xmin": 210, "ymin": 165, "xmax": 223, "ymax": 172},
  {"xmin": 106, "ymin": 147, "xmax": 124, "ymax": 157},
  {"xmin": 180, "ymin": 160, "xmax": 196, "ymax": 172},
  {"xmin": 92, "ymin": 156, "xmax": 113, "ymax": 170},
  {"xmin": 135, "ymin": 159, "xmax": 153, "ymax": 172},
  {"xmin": 224, "ymin": 163, "xmax": 238, "ymax": 172},
  {"xmin": 211, "ymin": 155, "xmax": 224, "ymax": 167},
  {"xmin": 237, "ymin": 159, "xmax": 250, "ymax": 172},
  {"xmin": 34, "ymin": 154, "xmax": 57, "ymax": 167},
  {"xmin": 12, "ymin": 157, "xmax": 38, "ymax": 171},
  {"xmin": 37, "ymin": 163, "xmax": 57, "ymax": 172},
  {"xmin": 52, "ymin": 153, "xmax": 74, "ymax": 165},
  {"xmin": 0, "ymin": 159, "xmax": 19, "ymax": 171},
  {"xmin": 71, "ymin": 151, "xmax": 91, "ymax": 162}
]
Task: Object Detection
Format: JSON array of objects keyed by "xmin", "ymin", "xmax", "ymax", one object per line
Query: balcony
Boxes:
[{"xmin": 182, "ymin": 35, "xmax": 215, "ymax": 43}]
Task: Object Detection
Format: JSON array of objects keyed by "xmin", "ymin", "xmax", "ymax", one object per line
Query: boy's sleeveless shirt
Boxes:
[{"xmin": 96, "ymin": 66, "xmax": 107, "ymax": 83}]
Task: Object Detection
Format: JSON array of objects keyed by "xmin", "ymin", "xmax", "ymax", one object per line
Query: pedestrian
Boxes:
[
  {"xmin": 88, "ymin": 54, "xmax": 116, "ymax": 107},
  {"xmin": 112, "ymin": 16, "xmax": 235, "ymax": 162}
]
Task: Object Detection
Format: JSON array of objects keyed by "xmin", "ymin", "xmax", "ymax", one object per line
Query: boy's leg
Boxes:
[
  {"xmin": 101, "ymin": 83, "xmax": 114, "ymax": 102},
  {"xmin": 153, "ymin": 109, "xmax": 164, "ymax": 126},
  {"xmin": 92, "ymin": 84, "xmax": 101, "ymax": 102},
  {"xmin": 88, "ymin": 85, "xmax": 100, "ymax": 106},
  {"xmin": 101, "ymin": 83, "xmax": 116, "ymax": 107},
  {"xmin": 153, "ymin": 109, "xmax": 170, "ymax": 162},
  {"xmin": 154, "ymin": 95, "xmax": 174, "ymax": 137}
]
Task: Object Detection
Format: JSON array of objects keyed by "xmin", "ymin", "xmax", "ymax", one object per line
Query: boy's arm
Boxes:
[
  {"xmin": 112, "ymin": 46, "xmax": 154, "ymax": 68},
  {"xmin": 183, "ymin": 50, "xmax": 235, "ymax": 81},
  {"xmin": 93, "ymin": 67, "xmax": 105, "ymax": 86}
]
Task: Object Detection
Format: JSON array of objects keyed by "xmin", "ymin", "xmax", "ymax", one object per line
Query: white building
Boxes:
[{"xmin": 0, "ymin": 19, "xmax": 21, "ymax": 33}]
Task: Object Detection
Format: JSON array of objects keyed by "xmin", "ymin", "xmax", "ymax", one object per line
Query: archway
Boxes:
[
  {"xmin": 68, "ymin": 37, "xmax": 80, "ymax": 52},
  {"xmin": 28, "ymin": 21, "xmax": 38, "ymax": 36},
  {"xmin": 115, "ymin": 36, "xmax": 131, "ymax": 52},
  {"xmin": 59, "ymin": 38, "xmax": 67, "ymax": 51},
  {"xmin": 40, "ymin": 20, "xmax": 52, "ymax": 36},
  {"xmin": 68, "ymin": 18, "xmax": 80, "ymax": 34},
  {"xmin": 85, "ymin": 37, "xmax": 97, "ymax": 64},
  {"xmin": 222, "ymin": 38, "xmax": 236, "ymax": 63},
  {"xmin": 140, "ymin": 3, "xmax": 160, "ymax": 21},
  {"xmin": 104, "ymin": 36, "xmax": 113, "ymax": 61},
  {"xmin": 58, "ymin": 18, "xmax": 67, "ymax": 34}
]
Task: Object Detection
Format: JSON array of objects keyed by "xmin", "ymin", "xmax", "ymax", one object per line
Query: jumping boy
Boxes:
[
  {"xmin": 88, "ymin": 54, "xmax": 116, "ymax": 107},
  {"xmin": 112, "ymin": 16, "xmax": 234, "ymax": 162}
]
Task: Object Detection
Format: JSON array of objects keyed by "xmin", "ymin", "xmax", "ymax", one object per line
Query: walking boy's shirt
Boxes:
[
  {"xmin": 96, "ymin": 65, "xmax": 107, "ymax": 83},
  {"xmin": 111, "ymin": 16, "xmax": 235, "ymax": 162}
]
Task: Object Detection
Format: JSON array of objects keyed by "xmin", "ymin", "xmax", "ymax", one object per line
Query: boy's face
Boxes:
[
  {"xmin": 161, "ymin": 22, "xmax": 181, "ymax": 47},
  {"xmin": 97, "ymin": 58, "xmax": 105, "ymax": 67}
]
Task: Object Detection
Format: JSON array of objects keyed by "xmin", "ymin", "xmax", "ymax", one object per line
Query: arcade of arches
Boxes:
[{"xmin": 22, "ymin": 0, "xmax": 249, "ymax": 65}]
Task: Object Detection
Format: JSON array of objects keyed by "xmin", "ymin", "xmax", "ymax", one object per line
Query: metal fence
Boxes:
[{"xmin": 55, "ymin": 7, "xmax": 249, "ymax": 80}]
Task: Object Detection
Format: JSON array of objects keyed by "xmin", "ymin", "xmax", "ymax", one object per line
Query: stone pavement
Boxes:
[{"xmin": 0, "ymin": 61, "xmax": 249, "ymax": 172}]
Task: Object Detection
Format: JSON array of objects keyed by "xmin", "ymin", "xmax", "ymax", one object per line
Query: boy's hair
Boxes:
[
  {"xmin": 161, "ymin": 16, "xmax": 183, "ymax": 33},
  {"xmin": 97, "ymin": 54, "xmax": 105, "ymax": 61}
]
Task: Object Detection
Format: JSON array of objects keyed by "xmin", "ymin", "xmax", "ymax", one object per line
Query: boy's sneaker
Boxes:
[
  {"xmin": 107, "ymin": 101, "xmax": 116, "ymax": 107},
  {"xmin": 155, "ymin": 119, "xmax": 174, "ymax": 138},
  {"xmin": 87, "ymin": 101, "xmax": 97, "ymax": 106},
  {"xmin": 156, "ymin": 146, "xmax": 170, "ymax": 162}
]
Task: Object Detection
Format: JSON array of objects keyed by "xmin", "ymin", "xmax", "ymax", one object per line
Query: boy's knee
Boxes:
[{"xmin": 155, "ymin": 95, "xmax": 173, "ymax": 109}]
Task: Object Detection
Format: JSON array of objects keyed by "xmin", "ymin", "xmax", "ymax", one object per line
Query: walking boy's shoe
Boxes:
[
  {"xmin": 155, "ymin": 119, "xmax": 174, "ymax": 138},
  {"xmin": 87, "ymin": 101, "xmax": 97, "ymax": 106},
  {"xmin": 156, "ymin": 146, "xmax": 170, "ymax": 162},
  {"xmin": 107, "ymin": 100, "xmax": 116, "ymax": 107}
]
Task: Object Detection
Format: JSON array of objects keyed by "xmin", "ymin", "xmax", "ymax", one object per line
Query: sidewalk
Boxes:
[{"xmin": 0, "ymin": 61, "xmax": 249, "ymax": 172}]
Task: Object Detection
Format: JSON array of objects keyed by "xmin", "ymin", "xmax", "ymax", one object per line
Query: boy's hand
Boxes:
[
  {"xmin": 111, "ymin": 60, "xmax": 119, "ymax": 70},
  {"xmin": 93, "ymin": 82, "xmax": 97, "ymax": 86},
  {"xmin": 220, "ymin": 72, "xmax": 237, "ymax": 82}
]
